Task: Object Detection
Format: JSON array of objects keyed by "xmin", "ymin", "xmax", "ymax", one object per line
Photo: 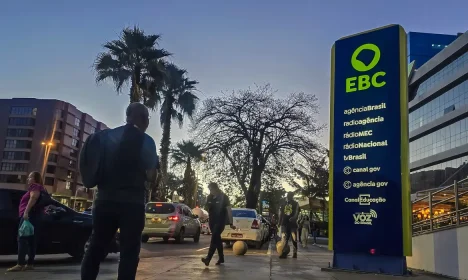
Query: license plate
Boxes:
[{"xmin": 231, "ymin": 233, "xmax": 243, "ymax": 238}]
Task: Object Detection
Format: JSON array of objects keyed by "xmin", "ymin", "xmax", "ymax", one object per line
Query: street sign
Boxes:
[{"xmin": 328, "ymin": 24, "xmax": 411, "ymax": 273}]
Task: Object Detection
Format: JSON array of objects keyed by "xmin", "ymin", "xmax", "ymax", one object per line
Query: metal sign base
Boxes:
[{"xmin": 332, "ymin": 252, "xmax": 408, "ymax": 275}]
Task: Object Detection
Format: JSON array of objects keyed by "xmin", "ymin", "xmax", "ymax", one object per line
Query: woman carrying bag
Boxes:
[{"xmin": 8, "ymin": 171, "xmax": 48, "ymax": 272}]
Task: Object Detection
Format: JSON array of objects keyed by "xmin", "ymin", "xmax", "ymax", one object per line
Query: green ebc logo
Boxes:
[{"xmin": 346, "ymin": 43, "xmax": 386, "ymax": 93}]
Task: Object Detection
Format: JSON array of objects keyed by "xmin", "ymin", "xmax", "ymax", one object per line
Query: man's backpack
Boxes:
[{"xmin": 79, "ymin": 130, "xmax": 106, "ymax": 189}]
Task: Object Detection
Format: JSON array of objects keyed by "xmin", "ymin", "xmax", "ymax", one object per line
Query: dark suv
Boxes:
[{"xmin": 0, "ymin": 188, "xmax": 119, "ymax": 259}]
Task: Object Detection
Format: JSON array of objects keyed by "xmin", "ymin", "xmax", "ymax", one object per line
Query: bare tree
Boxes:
[{"xmin": 193, "ymin": 84, "xmax": 323, "ymax": 209}]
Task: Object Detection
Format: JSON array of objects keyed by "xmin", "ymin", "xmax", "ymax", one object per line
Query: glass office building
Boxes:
[
  {"xmin": 409, "ymin": 31, "xmax": 468, "ymax": 194},
  {"xmin": 408, "ymin": 32, "xmax": 458, "ymax": 69}
]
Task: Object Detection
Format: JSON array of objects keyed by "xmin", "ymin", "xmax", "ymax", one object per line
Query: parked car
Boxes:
[
  {"xmin": 141, "ymin": 202, "xmax": 201, "ymax": 243},
  {"xmin": 83, "ymin": 206, "xmax": 92, "ymax": 215},
  {"xmin": 221, "ymin": 208, "xmax": 269, "ymax": 249},
  {"xmin": 0, "ymin": 189, "xmax": 119, "ymax": 259}
]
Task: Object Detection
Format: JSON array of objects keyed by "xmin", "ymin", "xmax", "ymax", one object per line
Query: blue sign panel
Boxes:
[{"xmin": 329, "ymin": 25, "xmax": 411, "ymax": 257}]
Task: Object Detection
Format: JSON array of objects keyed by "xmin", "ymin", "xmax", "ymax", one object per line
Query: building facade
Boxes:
[
  {"xmin": 408, "ymin": 31, "xmax": 468, "ymax": 194},
  {"xmin": 408, "ymin": 32, "xmax": 459, "ymax": 69},
  {"xmin": 0, "ymin": 98, "xmax": 108, "ymax": 211}
]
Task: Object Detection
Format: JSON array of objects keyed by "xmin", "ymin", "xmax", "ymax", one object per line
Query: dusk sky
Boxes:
[{"xmin": 1, "ymin": 0, "xmax": 467, "ymax": 148}]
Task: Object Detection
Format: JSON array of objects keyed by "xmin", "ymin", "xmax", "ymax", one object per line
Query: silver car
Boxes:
[{"xmin": 142, "ymin": 202, "xmax": 201, "ymax": 243}]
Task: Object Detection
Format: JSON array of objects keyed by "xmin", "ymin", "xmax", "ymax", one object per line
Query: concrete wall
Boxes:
[{"xmin": 407, "ymin": 226, "xmax": 468, "ymax": 279}]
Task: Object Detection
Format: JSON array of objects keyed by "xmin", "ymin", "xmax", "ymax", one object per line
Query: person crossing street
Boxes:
[{"xmin": 278, "ymin": 192, "xmax": 299, "ymax": 259}]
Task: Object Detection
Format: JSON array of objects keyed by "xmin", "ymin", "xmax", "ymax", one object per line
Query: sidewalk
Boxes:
[{"xmin": 1, "ymin": 243, "xmax": 450, "ymax": 280}]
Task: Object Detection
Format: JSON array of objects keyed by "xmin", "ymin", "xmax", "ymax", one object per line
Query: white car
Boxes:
[{"xmin": 221, "ymin": 208, "xmax": 269, "ymax": 249}]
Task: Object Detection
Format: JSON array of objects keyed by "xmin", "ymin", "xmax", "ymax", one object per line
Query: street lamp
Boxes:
[{"xmin": 41, "ymin": 141, "xmax": 54, "ymax": 179}]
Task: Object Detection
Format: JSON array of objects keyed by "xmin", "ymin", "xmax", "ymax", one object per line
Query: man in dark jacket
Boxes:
[
  {"xmin": 202, "ymin": 182, "xmax": 235, "ymax": 266},
  {"xmin": 278, "ymin": 192, "xmax": 299, "ymax": 259},
  {"xmin": 81, "ymin": 103, "xmax": 159, "ymax": 280}
]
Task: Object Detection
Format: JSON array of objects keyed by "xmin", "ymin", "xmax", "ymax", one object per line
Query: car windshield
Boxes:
[
  {"xmin": 146, "ymin": 203, "xmax": 175, "ymax": 214},
  {"xmin": 232, "ymin": 209, "xmax": 256, "ymax": 218}
]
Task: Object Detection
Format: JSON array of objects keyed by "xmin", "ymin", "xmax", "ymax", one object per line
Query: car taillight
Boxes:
[
  {"xmin": 251, "ymin": 219, "xmax": 260, "ymax": 229},
  {"xmin": 168, "ymin": 216, "xmax": 179, "ymax": 221}
]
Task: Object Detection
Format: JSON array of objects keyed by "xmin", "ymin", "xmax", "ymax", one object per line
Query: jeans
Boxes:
[
  {"xmin": 81, "ymin": 200, "xmax": 145, "ymax": 280},
  {"xmin": 312, "ymin": 230, "xmax": 318, "ymax": 243},
  {"xmin": 298, "ymin": 226, "xmax": 302, "ymax": 242},
  {"xmin": 206, "ymin": 223, "xmax": 224, "ymax": 261},
  {"xmin": 17, "ymin": 216, "xmax": 38, "ymax": 266},
  {"xmin": 280, "ymin": 225, "xmax": 298, "ymax": 254}
]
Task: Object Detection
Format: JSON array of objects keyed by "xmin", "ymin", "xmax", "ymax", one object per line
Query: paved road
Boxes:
[{"xmin": 0, "ymin": 234, "xmax": 269, "ymax": 268}]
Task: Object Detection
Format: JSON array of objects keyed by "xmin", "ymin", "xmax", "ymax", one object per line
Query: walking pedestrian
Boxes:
[
  {"xmin": 301, "ymin": 215, "xmax": 311, "ymax": 248},
  {"xmin": 297, "ymin": 213, "xmax": 303, "ymax": 243},
  {"xmin": 278, "ymin": 192, "xmax": 299, "ymax": 259},
  {"xmin": 311, "ymin": 221, "xmax": 319, "ymax": 245},
  {"xmin": 201, "ymin": 182, "xmax": 235, "ymax": 266},
  {"xmin": 270, "ymin": 214, "xmax": 278, "ymax": 239},
  {"xmin": 7, "ymin": 171, "xmax": 47, "ymax": 272},
  {"xmin": 80, "ymin": 103, "xmax": 159, "ymax": 280}
]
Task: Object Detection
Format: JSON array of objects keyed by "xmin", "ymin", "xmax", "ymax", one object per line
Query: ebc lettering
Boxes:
[{"xmin": 346, "ymin": 43, "xmax": 386, "ymax": 93}]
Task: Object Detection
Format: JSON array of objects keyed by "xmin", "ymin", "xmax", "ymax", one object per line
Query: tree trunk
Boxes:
[
  {"xmin": 130, "ymin": 76, "xmax": 140, "ymax": 103},
  {"xmin": 245, "ymin": 168, "xmax": 262, "ymax": 209},
  {"xmin": 158, "ymin": 97, "xmax": 174, "ymax": 200}
]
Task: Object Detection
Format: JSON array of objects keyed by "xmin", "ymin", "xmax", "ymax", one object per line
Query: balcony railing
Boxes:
[{"xmin": 412, "ymin": 177, "xmax": 468, "ymax": 236}]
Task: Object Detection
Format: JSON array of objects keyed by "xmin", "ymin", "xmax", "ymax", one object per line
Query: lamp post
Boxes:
[{"xmin": 41, "ymin": 141, "xmax": 54, "ymax": 179}]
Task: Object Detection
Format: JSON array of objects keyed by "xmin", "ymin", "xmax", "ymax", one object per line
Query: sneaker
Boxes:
[
  {"xmin": 23, "ymin": 265, "xmax": 34, "ymax": 271},
  {"xmin": 293, "ymin": 253, "xmax": 297, "ymax": 259},
  {"xmin": 215, "ymin": 259, "xmax": 224, "ymax": 265},
  {"xmin": 7, "ymin": 265, "xmax": 24, "ymax": 272}
]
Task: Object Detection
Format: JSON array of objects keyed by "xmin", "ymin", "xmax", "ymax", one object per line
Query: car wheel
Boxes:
[
  {"xmin": 163, "ymin": 237, "xmax": 169, "ymax": 243},
  {"xmin": 255, "ymin": 241, "xmax": 262, "ymax": 249},
  {"xmin": 175, "ymin": 228, "xmax": 185, "ymax": 244},
  {"xmin": 194, "ymin": 229, "xmax": 201, "ymax": 243},
  {"xmin": 141, "ymin": 235, "xmax": 149, "ymax": 243}
]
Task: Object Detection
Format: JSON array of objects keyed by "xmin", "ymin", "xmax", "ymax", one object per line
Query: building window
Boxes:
[
  {"xmin": 46, "ymin": 165, "xmax": 56, "ymax": 174},
  {"xmin": 65, "ymin": 181, "xmax": 71, "ymax": 190},
  {"xmin": 409, "ymin": 80, "xmax": 468, "ymax": 131},
  {"xmin": 54, "ymin": 132, "xmax": 62, "ymax": 140},
  {"xmin": 10, "ymin": 107, "xmax": 36, "ymax": 116},
  {"xmin": 5, "ymin": 140, "xmax": 32, "ymax": 149},
  {"xmin": 90, "ymin": 126, "xmax": 96, "ymax": 134},
  {"xmin": 0, "ymin": 174, "xmax": 27, "ymax": 184},
  {"xmin": 71, "ymin": 139, "xmax": 79, "ymax": 148},
  {"xmin": 75, "ymin": 117, "xmax": 81, "ymax": 127},
  {"xmin": 410, "ymin": 117, "xmax": 468, "ymax": 163},
  {"xmin": 48, "ymin": 153, "xmax": 58, "ymax": 163},
  {"xmin": 67, "ymin": 171, "xmax": 74, "ymax": 179},
  {"xmin": 0, "ymin": 162, "xmax": 27, "ymax": 171},
  {"xmin": 44, "ymin": 177, "xmax": 55, "ymax": 186},
  {"xmin": 8, "ymin": 118, "xmax": 35, "ymax": 126},
  {"xmin": 416, "ymin": 52, "xmax": 468, "ymax": 97},
  {"xmin": 69, "ymin": 160, "xmax": 76, "ymax": 168},
  {"xmin": 70, "ymin": 149, "xmax": 78, "ymax": 158},
  {"xmin": 56, "ymin": 121, "xmax": 63, "ymax": 130},
  {"xmin": 73, "ymin": 128, "xmax": 80, "ymax": 138},
  {"xmin": 7, "ymin": 128, "xmax": 34, "ymax": 138},
  {"xmin": 55, "ymin": 109, "xmax": 64, "ymax": 119},
  {"xmin": 2, "ymin": 151, "xmax": 30, "ymax": 160}
]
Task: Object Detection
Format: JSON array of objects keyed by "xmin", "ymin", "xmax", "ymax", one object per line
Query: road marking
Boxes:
[{"xmin": 196, "ymin": 247, "xmax": 209, "ymax": 252}]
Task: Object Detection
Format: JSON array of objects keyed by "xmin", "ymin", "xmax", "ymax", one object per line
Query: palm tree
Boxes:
[
  {"xmin": 171, "ymin": 140, "xmax": 204, "ymax": 207},
  {"xmin": 150, "ymin": 65, "xmax": 198, "ymax": 200},
  {"xmin": 94, "ymin": 26, "xmax": 170, "ymax": 103}
]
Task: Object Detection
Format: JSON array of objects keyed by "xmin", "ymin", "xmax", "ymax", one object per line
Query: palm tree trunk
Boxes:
[
  {"xmin": 130, "ymin": 76, "xmax": 139, "ymax": 103},
  {"xmin": 158, "ymin": 98, "xmax": 174, "ymax": 200}
]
